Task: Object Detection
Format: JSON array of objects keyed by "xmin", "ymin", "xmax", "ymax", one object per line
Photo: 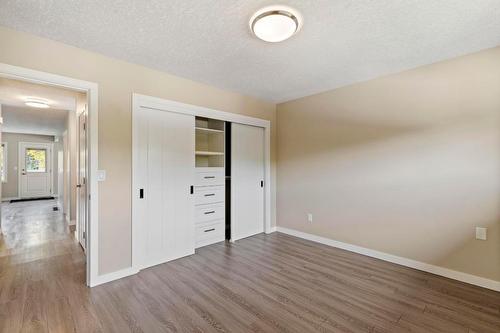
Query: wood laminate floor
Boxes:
[{"xmin": 0, "ymin": 200, "xmax": 499, "ymax": 332}]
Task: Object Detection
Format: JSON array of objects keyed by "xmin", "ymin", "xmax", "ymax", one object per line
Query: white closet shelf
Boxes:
[
  {"xmin": 195, "ymin": 127, "xmax": 224, "ymax": 134},
  {"xmin": 195, "ymin": 151, "xmax": 224, "ymax": 156}
]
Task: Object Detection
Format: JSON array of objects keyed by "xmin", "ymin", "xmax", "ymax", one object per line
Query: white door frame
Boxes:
[
  {"xmin": 132, "ymin": 93, "xmax": 272, "ymax": 270},
  {"xmin": 77, "ymin": 109, "xmax": 88, "ymax": 251},
  {"xmin": 0, "ymin": 63, "xmax": 99, "ymax": 287},
  {"xmin": 18, "ymin": 141, "xmax": 54, "ymax": 198}
]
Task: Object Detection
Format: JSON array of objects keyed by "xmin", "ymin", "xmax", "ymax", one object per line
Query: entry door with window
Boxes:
[{"xmin": 19, "ymin": 142, "xmax": 53, "ymax": 198}]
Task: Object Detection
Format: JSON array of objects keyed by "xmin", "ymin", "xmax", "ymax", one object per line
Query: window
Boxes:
[
  {"xmin": 0, "ymin": 142, "xmax": 7, "ymax": 182},
  {"xmin": 25, "ymin": 148, "xmax": 47, "ymax": 173}
]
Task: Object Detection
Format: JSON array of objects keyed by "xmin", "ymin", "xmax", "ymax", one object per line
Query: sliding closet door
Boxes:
[
  {"xmin": 231, "ymin": 123, "xmax": 265, "ymax": 241},
  {"xmin": 135, "ymin": 107, "xmax": 195, "ymax": 269}
]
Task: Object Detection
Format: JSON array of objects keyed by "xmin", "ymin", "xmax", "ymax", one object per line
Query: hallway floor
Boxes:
[{"xmin": 0, "ymin": 199, "xmax": 86, "ymax": 332}]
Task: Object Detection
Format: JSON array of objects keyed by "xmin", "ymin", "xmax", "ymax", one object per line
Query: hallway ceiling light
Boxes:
[
  {"xmin": 25, "ymin": 97, "xmax": 50, "ymax": 108},
  {"xmin": 250, "ymin": 6, "xmax": 302, "ymax": 43}
]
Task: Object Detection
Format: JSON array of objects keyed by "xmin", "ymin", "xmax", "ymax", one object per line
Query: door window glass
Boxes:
[{"xmin": 26, "ymin": 148, "xmax": 46, "ymax": 173}]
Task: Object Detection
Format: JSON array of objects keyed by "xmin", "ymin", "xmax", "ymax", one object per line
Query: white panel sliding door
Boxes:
[
  {"xmin": 135, "ymin": 107, "xmax": 195, "ymax": 269},
  {"xmin": 231, "ymin": 123, "xmax": 265, "ymax": 241}
]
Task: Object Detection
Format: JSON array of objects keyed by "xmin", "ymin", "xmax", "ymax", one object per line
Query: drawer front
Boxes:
[
  {"xmin": 195, "ymin": 203, "xmax": 224, "ymax": 223},
  {"xmin": 196, "ymin": 220, "xmax": 225, "ymax": 248},
  {"xmin": 195, "ymin": 186, "xmax": 224, "ymax": 205},
  {"xmin": 195, "ymin": 170, "xmax": 225, "ymax": 186}
]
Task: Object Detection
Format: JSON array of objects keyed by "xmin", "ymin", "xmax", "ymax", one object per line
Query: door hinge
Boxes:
[
  {"xmin": 88, "ymin": 194, "xmax": 91, "ymax": 200},
  {"xmin": 83, "ymin": 122, "xmax": 86, "ymax": 131},
  {"xmin": 83, "ymin": 231, "xmax": 86, "ymax": 240},
  {"xmin": 83, "ymin": 177, "xmax": 86, "ymax": 185}
]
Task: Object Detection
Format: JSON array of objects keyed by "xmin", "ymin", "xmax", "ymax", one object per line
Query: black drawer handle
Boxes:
[
  {"xmin": 204, "ymin": 228, "xmax": 215, "ymax": 233},
  {"xmin": 204, "ymin": 176, "xmax": 216, "ymax": 179},
  {"xmin": 204, "ymin": 193, "xmax": 215, "ymax": 197},
  {"xmin": 204, "ymin": 211, "xmax": 215, "ymax": 215}
]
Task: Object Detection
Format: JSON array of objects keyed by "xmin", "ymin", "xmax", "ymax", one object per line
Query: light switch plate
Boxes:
[
  {"xmin": 97, "ymin": 170, "xmax": 106, "ymax": 182},
  {"xmin": 475, "ymin": 227, "xmax": 487, "ymax": 241}
]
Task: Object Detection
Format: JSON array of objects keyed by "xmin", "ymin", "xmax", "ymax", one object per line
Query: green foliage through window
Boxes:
[{"xmin": 26, "ymin": 148, "xmax": 46, "ymax": 173}]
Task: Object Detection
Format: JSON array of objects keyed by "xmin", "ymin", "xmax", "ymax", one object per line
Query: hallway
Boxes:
[{"xmin": 0, "ymin": 199, "xmax": 87, "ymax": 332}]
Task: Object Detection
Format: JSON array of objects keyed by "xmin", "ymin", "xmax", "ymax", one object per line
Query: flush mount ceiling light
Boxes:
[
  {"xmin": 25, "ymin": 97, "xmax": 50, "ymax": 108},
  {"xmin": 250, "ymin": 6, "xmax": 302, "ymax": 43}
]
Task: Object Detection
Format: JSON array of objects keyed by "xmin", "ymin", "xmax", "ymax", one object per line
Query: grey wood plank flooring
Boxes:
[{"xmin": 0, "ymin": 200, "xmax": 499, "ymax": 332}]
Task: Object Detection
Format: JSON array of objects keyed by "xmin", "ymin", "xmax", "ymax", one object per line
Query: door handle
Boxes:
[{"xmin": 76, "ymin": 184, "xmax": 82, "ymax": 188}]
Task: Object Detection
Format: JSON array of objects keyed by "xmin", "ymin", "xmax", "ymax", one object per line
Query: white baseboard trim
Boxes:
[
  {"xmin": 89, "ymin": 267, "xmax": 139, "ymax": 287},
  {"xmin": 276, "ymin": 226, "xmax": 500, "ymax": 292},
  {"xmin": 266, "ymin": 226, "xmax": 277, "ymax": 234},
  {"xmin": 1, "ymin": 197, "xmax": 20, "ymax": 202}
]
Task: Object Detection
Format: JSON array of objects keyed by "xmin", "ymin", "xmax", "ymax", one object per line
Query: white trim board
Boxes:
[
  {"xmin": 1, "ymin": 197, "xmax": 20, "ymax": 202},
  {"xmin": 276, "ymin": 226, "xmax": 500, "ymax": 292},
  {"xmin": 0, "ymin": 62, "xmax": 99, "ymax": 287},
  {"xmin": 90, "ymin": 267, "xmax": 139, "ymax": 287},
  {"xmin": 132, "ymin": 93, "xmax": 273, "ymax": 271}
]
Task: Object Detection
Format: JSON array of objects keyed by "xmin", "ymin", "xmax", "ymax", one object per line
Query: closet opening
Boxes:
[
  {"xmin": 132, "ymin": 94, "xmax": 271, "ymax": 274},
  {"xmin": 194, "ymin": 117, "xmax": 226, "ymax": 248}
]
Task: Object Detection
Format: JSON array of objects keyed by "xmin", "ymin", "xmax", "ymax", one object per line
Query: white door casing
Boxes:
[
  {"xmin": 231, "ymin": 123, "xmax": 265, "ymax": 241},
  {"xmin": 0, "ymin": 62, "xmax": 99, "ymax": 287},
  {"xmin": 134, "ymin": 106, "xmax": 195, "ymax": 270},
  {"xmin": 19, "ymin": 142, "xmax": 53, "ymax": 198}
]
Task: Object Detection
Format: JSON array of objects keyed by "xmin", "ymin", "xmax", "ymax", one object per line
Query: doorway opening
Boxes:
[{"xmin": 0, "ymin": 65, "xmax": 97, "ymax": 286}]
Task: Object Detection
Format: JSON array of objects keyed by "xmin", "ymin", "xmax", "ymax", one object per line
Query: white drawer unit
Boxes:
[
  {"xmin": 196, "ymin": 220, "xmax": 225, "ymax": 248},
  {"xmin": 195, "ymin": 186, "xmax": 224, "ymax": 205},
  {"xmin": 196, "ymin": 202, "xmax": 224, "ymax": 224},
  {"xmin": 195, "ymin": 168, "xmax": 225, "ymax": 186}
]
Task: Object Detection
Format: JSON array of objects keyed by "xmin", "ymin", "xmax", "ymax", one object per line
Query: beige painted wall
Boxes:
[
  {"xmin": 1, "ymin": 132, "xmax": 60, "ymax": 199},
  {"xmin": 0, "ymin": 26, "xmax": 277, "ymax": 275},
  {"xmin": 277, "ymin": 47, "xmax": 500, "ymax": 281}
]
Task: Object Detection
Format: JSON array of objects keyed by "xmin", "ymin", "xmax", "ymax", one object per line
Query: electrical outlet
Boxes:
[
  {"xmin": 307, "ymin": 213, "xmax": 313, "ymax": 223},
  {"xmin": 476, "ymin": 227, "xmax": 487, "ymax": 240}
]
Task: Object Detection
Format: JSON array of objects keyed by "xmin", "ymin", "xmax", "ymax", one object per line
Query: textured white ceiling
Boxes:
[
  {"xmin": 0, "ymin": 77, "xmax": 77, "ymax": 110},
  {"xmin": 0, "ymin": 77, "xmax": 78, "ymax": 135},
  {"xmin": 0, "ymin": 1, "xmax": 499, "ymax": 102},
  {"xmin": 2, "ymin": 105, "xmax": 68, "ymax": 136}
]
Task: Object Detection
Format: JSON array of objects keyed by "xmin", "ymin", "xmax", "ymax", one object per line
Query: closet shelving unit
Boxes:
[
  {"xmin": 195, "ymin": 117, "xmax": 225, "ymax": 168},
  {"xmin": 194, "ymin": 117, "xmax": 226, "ymax": 248}
]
